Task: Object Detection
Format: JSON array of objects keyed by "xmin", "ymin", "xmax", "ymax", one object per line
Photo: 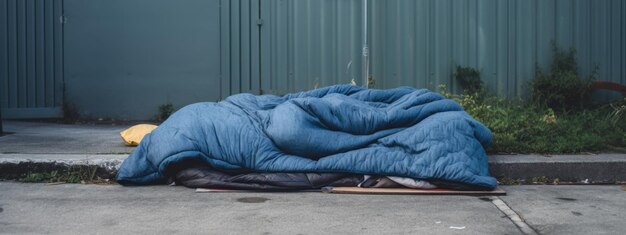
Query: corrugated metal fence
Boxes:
[
  {"xmin": 258, "ymin": 0, "xmax": 625, "ymax": 97},
  {"xmin": 371, "ymin": 0, "xmax": 625, "ymax": 97},
  {"xmin": 259, "ymin": 0, "xmax": 365, "ymax": 95},
  {"xmin": 1, "ymin": 0, "xmax": 64, "ymax": 118},
  {"xmin": 220, "ymin": 0, "xmax": 367, "ymax": 96},
  {"xmin": 2, "ymin": 0, "xmax": 625, "ymax": 119}
]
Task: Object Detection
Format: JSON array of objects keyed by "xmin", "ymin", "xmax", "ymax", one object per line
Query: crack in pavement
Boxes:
[{"xmin": 489, "ymin": 196, "xmax": 540, "ymax": 235}]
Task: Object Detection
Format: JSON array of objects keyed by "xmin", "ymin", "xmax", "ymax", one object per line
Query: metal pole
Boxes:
[{"xmin": 362, "ymin": 0, "xmax": 369, "ymax": 88}]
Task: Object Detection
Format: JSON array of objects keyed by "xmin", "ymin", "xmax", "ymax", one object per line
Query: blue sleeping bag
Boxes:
[{"xmin": 117, "ymin": 85, "xmax": 497, "ymax": 189}]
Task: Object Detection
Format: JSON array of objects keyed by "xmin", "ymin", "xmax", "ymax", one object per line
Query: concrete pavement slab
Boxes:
[
  {"xmin": 0, "ymin": 182, "xmax": 521, "ymax": 234},
  {"xmin": 500, "ymin": 185, "xmax": 626, "ymax": 235},
  {"xmin": 0, "ymin": 121, "xmax": 135, "ymax": 154}
]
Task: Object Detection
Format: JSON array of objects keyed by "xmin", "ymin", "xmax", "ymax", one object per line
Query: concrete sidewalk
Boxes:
[
  {"xmin": 0, "ymin": 121, "xmax": 134, "ymax": 179},
  {"xmin": 0, "ymin": 121, "xmax": 135, "ymax": 154},
  {"xmin": 1, "ymin": 120, "xmax": 626, "ymax": 183},
  {"xmin": 0, "ymin": 183, "xmax": 624, "ymax": 234}
]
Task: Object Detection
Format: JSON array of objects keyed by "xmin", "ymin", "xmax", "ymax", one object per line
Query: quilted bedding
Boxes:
[{"xmin": 117, "ymin": 85, "xmax": 497, "ymax": 189}]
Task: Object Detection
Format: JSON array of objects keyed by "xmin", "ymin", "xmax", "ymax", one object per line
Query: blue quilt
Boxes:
[{"xmin": 117, "ymin": 85, "xmax": 497, "ymax": 189}]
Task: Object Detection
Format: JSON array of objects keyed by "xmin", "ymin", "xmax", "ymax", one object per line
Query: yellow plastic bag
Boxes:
[{"xmin": 120, "ymin": 124, "xmax": 158, "ymax": 146}]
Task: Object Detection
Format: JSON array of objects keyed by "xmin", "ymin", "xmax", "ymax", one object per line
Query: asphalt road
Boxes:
[{"xmin": 0, "ymin": 183, "xmax": 623, "ymax": 234}]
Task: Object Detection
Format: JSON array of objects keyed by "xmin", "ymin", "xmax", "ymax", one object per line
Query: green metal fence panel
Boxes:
[
  {"xmin": 220, "ymin": 0, "xmax": 263, "ymax": 97},
  {"xmin": 1, "ymin": 0, "xmax": 6, "ymax": 111},
  {"xmin": 368, "ymin": 0, "xmax": 625, "ymax": 98},
  {"xmin": 62, "ymin": 0, "xmax": 222, "ymax": 120},
  {"xmin": 260, "ymin": 0, "xmax": 364, "ymax": 95},
  {"xmin": 3, "ymin": 0, "xmax": 625, "ymax": 119},
  {"xmin": 1, "ymin": 0, "xmax": 63, "ymax": 119},
  {"xmin": 608, "ymin": 0, "xmax": 623, "ymax": 86},
  {"xmin": 258, "ymin": 0, "xmax": 625, "ymax": 98}
]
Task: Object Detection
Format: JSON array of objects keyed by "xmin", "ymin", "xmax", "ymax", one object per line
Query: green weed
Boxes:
[
  {"xmin": 454, "ymin": 65, "xmax": 483, "ymax": 94},
  {"xmin": 440, "ymin": 43, "xmax": 625, "ymax": 154},
  {"xmin": 530, "ymin": 42, "xmax": 596, "ymax": 111},
  {"xmin": 154, "ymin": 103, "xmax": 174, "ymax": 122},
  {"xmin": 438, "ymin": 83, "xmax": 625, "ymax": 154},
  {"xmin": 19, "ymin": 165, "xmax": 99, "ymax": 184}
]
